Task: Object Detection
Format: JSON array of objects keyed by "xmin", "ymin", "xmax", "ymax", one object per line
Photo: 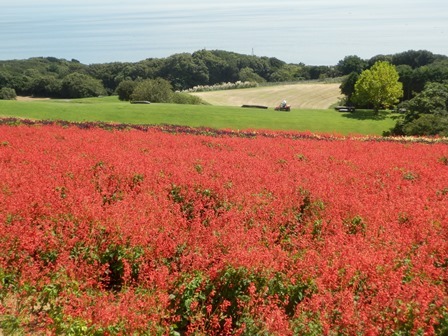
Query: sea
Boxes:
[{"xmin": 1, "ymin": 0, "xmax": 447, "ymax": 65}]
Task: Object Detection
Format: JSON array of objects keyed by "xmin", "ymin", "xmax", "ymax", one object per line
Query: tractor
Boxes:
[{"xmin": 275, "ymin": 104, "xmax": 291, "ymax": 111}]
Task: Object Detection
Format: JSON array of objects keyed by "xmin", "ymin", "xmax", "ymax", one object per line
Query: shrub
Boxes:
[
  {"xmin": 390, "ymin": 82, "xmax": 448, "ymax": 136},
  {"xmin": 60, "ymin": 72, "xmax": 106, "ymax": 98},
  {"xmin": 130, "ymin": 78, "xmax": 173, "ymax": 103},
  {"xmin": 402, "ymin": 114, "xmax": 448, "ymax": 136},
  {"xmin": 172, "ymin": 92, "xmax": 206, "ymax": 105},
  {"xmin": 115, "ymin": 80, "xmax": 138, "ymax": 101},
  {"xmin": 0, "ymin": 87, "xmax": 17, "ymax": 100}
]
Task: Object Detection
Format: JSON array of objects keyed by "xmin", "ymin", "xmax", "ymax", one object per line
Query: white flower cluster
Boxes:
[
  {"xmin": 183, "ymin": 81, "xmax": 258, "ymax": 93},
  {"xmin": 348, "ymin": 134, "xmax": 448, "ymax": 144}
]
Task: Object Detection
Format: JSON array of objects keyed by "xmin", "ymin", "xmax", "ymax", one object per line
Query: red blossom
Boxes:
[{"xmin": 0, "ymin": 124, "xmax": 446, "ymax": 334}]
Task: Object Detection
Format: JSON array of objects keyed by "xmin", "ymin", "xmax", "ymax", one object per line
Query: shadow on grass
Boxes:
[{"xmin": 340, "ymin": 109, "xmax": 391, "ymax": 121}]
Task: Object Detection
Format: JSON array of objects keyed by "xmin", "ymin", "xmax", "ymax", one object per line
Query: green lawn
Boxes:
[{"xmin": 0, "ymin": 96, "xmax": 398, "ymax": 135}]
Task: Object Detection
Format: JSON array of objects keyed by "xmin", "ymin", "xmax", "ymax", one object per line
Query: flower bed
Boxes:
[{"xmin": 0, "ymin": 124, "xmax": 447, "ymax": 335}]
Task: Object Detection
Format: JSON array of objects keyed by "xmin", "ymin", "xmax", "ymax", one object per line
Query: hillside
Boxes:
[{"xmin": 191, "ymin": 83, "xmax": 343, "ymax": 109}]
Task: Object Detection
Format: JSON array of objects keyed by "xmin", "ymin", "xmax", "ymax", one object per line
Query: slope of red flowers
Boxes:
[{"xmin": 0, "ymin": 124, "xmax": 447, "ymax": 335}]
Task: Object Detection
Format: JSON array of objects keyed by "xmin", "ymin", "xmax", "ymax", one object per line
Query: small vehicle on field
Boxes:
[
  {"xmin": 275, "ymin": 104, "xmax": 291, "ymax": 111},
  {"xmin": 275, "ymin": 99, "xmax": 291, "ymax": 111}
]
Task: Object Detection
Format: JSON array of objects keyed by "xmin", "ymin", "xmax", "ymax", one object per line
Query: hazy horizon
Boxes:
[{"xmin": 1, "ymin": 0, "xmax": 447, "ymax": 65}]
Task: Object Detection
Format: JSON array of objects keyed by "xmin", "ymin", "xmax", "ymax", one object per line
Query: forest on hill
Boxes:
[{"xmin": 0, "ymin": 49, "xmax": 447, "ymax": 100}]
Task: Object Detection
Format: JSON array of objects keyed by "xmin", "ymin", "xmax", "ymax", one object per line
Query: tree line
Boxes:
[
  {"xmin": 0, "ymin": 50, "xmax": 338, "ymax": 99},
  {"xmin": 1, "ymin": 49, "xmax": 448, "ymax": 136},
  {"xmin": 0, "ymin": 49, "xmax": 446, "ymax": 101}
]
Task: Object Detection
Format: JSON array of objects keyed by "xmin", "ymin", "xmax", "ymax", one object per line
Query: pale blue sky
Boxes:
[{"xmin": 1, "ymin": 0, "xmax": 447, "ymax": 65}]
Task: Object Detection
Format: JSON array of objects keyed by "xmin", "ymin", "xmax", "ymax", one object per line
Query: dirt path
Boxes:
[
  {"xmin": 191, "ymin": 83, "xmax": 343, "ymax": 109},
  {"xmin": 16, "ymin": 96, "xmax": 50, "ymax": 101}
]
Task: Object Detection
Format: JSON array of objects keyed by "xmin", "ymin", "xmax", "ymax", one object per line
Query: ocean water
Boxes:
[{"xmin": 1, "ymin": 0, "xmax": 447, "ymax": 65}]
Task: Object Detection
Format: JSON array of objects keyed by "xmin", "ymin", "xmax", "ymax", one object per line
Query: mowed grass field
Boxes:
[
  {"xmin": 0, "ymin": 84, "xmax": 398, "ymax": 135},
  {"xmin": 191, "ymin": 82, "xmax": 343, "ymax": 109}
]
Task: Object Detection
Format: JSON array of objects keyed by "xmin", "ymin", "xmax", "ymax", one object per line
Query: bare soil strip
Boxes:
[{"xmin": 16, "ymin": 96, "xmax": 50, "ymax": 101}]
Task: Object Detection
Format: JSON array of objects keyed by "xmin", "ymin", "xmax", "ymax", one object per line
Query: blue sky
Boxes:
[{"xmin": 1, "ymin": 0, "xmax": 447, "ymax": 65}]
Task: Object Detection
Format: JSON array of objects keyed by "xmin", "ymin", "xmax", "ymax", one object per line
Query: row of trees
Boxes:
[
  {"xmin": 2, "ymin": 49, "xmax": 445, "ymax": 100},
  {"xmin": 0, "ymin": 50, "xmax": 448, "ymax": 100},
  {"xmin": 0, "ymin": 50, "xmax": 339, "ymax": 99}
]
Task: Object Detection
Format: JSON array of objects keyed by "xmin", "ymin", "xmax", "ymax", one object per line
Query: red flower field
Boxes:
[{"xmin": 0, "ymin": 123, "xmax": 447, "ymax": 335}]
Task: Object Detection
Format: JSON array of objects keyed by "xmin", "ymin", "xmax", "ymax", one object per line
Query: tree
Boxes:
[
  {"xmin": 236, "ymin": 56, "xmax": 271, "ymax": 79},
  {"xmin": 115, "ymin": 80, "xmax": 138, "ymax": 101},
  {"xmin": 9, "ymin": 74, "xmax": 33, "ymax": 96},
  {"xmin": 400, "ymin": 114, "xmax": 448, "ymax": 136},
  {"xmin": 339, "ymin": 72, "xmax": 359, "ymax": 104},
  {"xmin": 0, "ymin": 87, "xmax": 17, "ymax": 100},
  {"xmin": 0, "ymin": 70, "xmax": 12, "ymax": 88},
  {"xmin": 367, "ymin": 54, "xmax": 392, "ymax": 68},
  {"xmin": 406, "ymin": 60, "xmax": 448, "ymax": 97},
  {"xmin": 337, "ymin": 55, "xmax": 367, "ymax": 76},
  {"xmin": 395, "ymin": 64, "xmax": 414, "ymax": 100},
  {"xmin": 391, "ymin": 50, "xmax": 438, "ymax": 69},
  {"xmin": 391, "ymin": 82, "xmax": 448, "ymax": 136},
  {"xmin": 352, "ymin": 61, "xmax": 403, "ymax": 113},
  {"xmin": 158, "ymin": 53, "xmax": 209, "ymax": 91},
  {"xmin": 305, "ymin": 65, "xmax": 338, "ymax": 80},
  {"xmin": 193, "ymin": 49, "xmax": 234, "ymax": 84},
  {"xmin": 29, "ymin": 75, "xmax": 61, "ymax": 97},
  {"xmin": 130, "ymin": 78, "xmax": 173, "ymax": 103},
  {"xmin": 87, "ymin": 62, "xmax": 127, "ymax": 94},
  {"xmin": 61, "ymin": 72, "xmax": 106, "ymax": 98},
  {"xmin": 269, "ymin": 64, "xmax": 302, "ymax": 82},
  {"xmin": 239, "ymin": 67, "xmax": 266, "ymax": 83}
]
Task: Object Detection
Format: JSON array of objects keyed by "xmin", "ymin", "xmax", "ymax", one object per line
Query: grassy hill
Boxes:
[
  {"xmin": 0, "ymin": 95, "xmax": 397, "ymax": 136},
  {"xmin": 190, "ymin": 82, "xmax": 343, "ymax": 109}
]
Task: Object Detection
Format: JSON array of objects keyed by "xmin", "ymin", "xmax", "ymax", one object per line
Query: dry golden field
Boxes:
[{"xmin": 191, "ymin": 82, "xmax": 343, "ymax": 109}]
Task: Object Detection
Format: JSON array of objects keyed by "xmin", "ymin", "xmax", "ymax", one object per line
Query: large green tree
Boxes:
[
  {"xmin": 130, "ymin": 78, "xmax": 173, "ymax": 103},
  {"xmin": 352, "ymin": 61, "xmax": 403, "ymax": 113},
  {"xmin": 339, "ymin": 72, "xmax": 359, "ymax": 104},
  {"xmin": 391, "ymin": 50, "xmax": 439, "ymax": 68},
  {"xmin": 29, "ymin": 75, "xmax": 61, "ymax": 97},
  {"xmin": 238, "ymin": 67, "xmax": 266, "ymax": 83},
  {"xmin": 158, "ymin": 53, "xmax": 209, "ymax": 91},
  {"xmin": 192, "ymin": 50, "xmax": 235, "ymax": 84},
  {"xmin": 269, "ymin": 64, "xmax": 302, "ymax": 82},
  {"xmin": 337, "ymin": 55, "xmax": 367, "ymax": 76},
  {"xmin": 60, "ymin": 72, "xmax": 106, "ymax": 98}
]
